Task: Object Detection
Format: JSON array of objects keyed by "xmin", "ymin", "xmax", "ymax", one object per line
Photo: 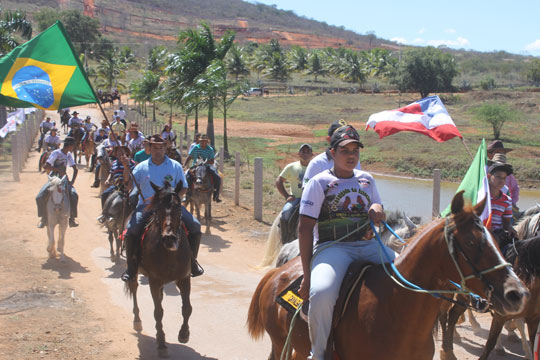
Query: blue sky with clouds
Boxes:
[{"xmin": 252, "ymin": 0, "xmax": 540, "ymax": 55}]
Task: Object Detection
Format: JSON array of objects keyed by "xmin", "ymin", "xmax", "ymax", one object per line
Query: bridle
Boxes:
[
  {"xmin": 50, "ymin": 181, "xmax": 67, "ymax": 213},
  {"xmin": 194, "ymin": 164, "xmax": 212, "ymax": 193},
  {"xmin": 443, "ymin": 216, "xmax": 513, "ymax": 308}
]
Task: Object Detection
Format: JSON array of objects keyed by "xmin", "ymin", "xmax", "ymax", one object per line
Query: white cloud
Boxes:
[
  {"xmin": 391, "ymin": 37, "xmax": 408, "ymax": 44},
  {"xmin": 427, "ymin": 37, "xmax": 470, "ymax": 48},
  {"xmin": 412, "ymin": 38, "xmax": 425, "ymax": 45},
  {"xmin": 525, "ymin": 39, "xmax": 540, "ymax": 52},
  {"xmin": 418, "ymin": 28, "xmax": 426, "ymax": 34},
  {"xmin": 444, "ymin": 28, "xmax": 456, "ymax": 34}
]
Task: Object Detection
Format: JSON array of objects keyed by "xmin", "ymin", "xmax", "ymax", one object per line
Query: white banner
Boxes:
[
  {"xmin": 8, "ymin": 109, "xmax": 25, "ymax": 125},
  {"xmin": 0, "ymin": 118, "xmax": 17, "ymax": 138}
]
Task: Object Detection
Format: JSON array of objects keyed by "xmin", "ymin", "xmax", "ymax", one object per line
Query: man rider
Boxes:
[
  {"xmin": 302, "ymin": 119, "xmax": 361, "ymax": 187},
  {"xmin": 91, "ymin": 132, "xmax": 121, "ymax": 188},
  {"xmin": 95, "ymin": 120, "xmax": 110, "ymax": 140},
  {"xmin": 184, "ymin": 134, "xmax": 222, "ymax": 203},
  {"xmin": 43, "ymin": 128, "xmax": 61, "ymax": 151},
  {"xmin": 127, "ymin": 126, "xmax": 144, "ymax": 155},
  {"xmin": 68, "ymin": 111, "xmax": 83, "ymax": 128},
  {"xmin": 188, "ymin": 133, "xmax": 201, "ymax": 154},
  {"xmin": 298, "ymin": 125, "xmax": 394, "ymax": 360},
  {"xmin": 37, "ymin": 116, "xmax": 55, "ymax": 152},
  {"xmin": 275, "ymin": 143, "xmax": 313, "ymax": 243},
  {"xmin": 36, "ymin": 136, "xmax": 80, "ymax": 228},
  {"xmin": 121, "ymin": 135, "xmax": 204, "ymax": 282},
  {"xmin": 133, "ymin": 137, "xmax": 151, "ymax": 164}
]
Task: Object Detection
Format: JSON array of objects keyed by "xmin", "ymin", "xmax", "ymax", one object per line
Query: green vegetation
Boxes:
[
  {"xmin": 471, "ymin": 102, "xmax": 517, "ymax": 140},
  {"xmin": 0, "ymin": 7, "xmax": 32, "ymax": 56}
]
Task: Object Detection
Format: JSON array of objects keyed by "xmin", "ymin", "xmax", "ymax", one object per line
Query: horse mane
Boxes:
[
  {"xmin": 515, "ymin": 213, "xmax": 540, "ymax": 240},
  {"xmin": 505, "ymin": 235, "xmax": 540, "ymax": 284}
]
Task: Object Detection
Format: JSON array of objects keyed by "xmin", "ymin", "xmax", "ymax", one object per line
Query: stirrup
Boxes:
[{"xmin": 191, "ymin": 259, "xmax": 204, "ymax": 277}]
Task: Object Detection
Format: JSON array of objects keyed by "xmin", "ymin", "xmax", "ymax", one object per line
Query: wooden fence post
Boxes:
[
  {"xmin": 11, "ymin": 134, "xmax": 19, "ymax": 182},
  {"xmin": 17, "ymin": 130, "xmax": 23, "ymax": 173},
  {"xmin": 254, "ymin": 157, "xmax": 263, "ymax": 221},
  {"xmin": 178, "ymin": 132, "xmax": 183, "ymax": 154},
  {"xmin": 432, "ymin": 169, "xmax": 441, "ymax": 218},
  {"xmin": 235, "ymin": 152, "xmax": 240, "ymax": 206}
]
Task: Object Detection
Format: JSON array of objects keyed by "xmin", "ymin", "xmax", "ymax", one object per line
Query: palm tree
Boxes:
[
  {"xmin": 0, "ymin": 8, "xmax": 32, "ymax": 56},
  {"xmin": 306, "ymin": 51, "xmax": 328, "ymax": 82},
  {"xmin": 131, "ymin": 71, "xmax": 160, "ymax": 121},
  {"xmin": 167, "ymin": 23, "xmax": 235, "ymax": 146},
  {"xmin": 96, "ymin": 50, "xmax": 126, "ymax": 92},
  {"xmin": 288, "ymin": 46, "xmax": 308, "ymax": 72},
  {"xmin": 226, "ymin": 45, "xmax": 249, "ymax": 81},
  {"xmin": 263, "ymin": 52, "xmax": 289, "ymax": 81},
  {"xmin": 147, "ymin": 45, "xmax": 168, "ymax": 73}
]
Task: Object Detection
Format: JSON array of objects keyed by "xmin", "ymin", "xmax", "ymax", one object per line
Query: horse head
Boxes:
[
  {"xmin": 447, "ymin": 191, "xmax": 528, "ymax": 316},
  {"xmin": 48, "ymin": 175, "xmax": 68, "ymax": 213},
  {"xmin": 149, "ymin": 180, "xmax": 184, "ymax": 251},
  {"xmin": 194, "ymin": 162, "xmax": 211, "ymax": 190}
]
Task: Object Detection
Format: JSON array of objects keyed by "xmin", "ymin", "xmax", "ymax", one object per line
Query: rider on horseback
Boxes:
[
  {"xmin": 43, "ymin": 128, "xmax": 60, "ymax": 151},
  {"xmin": 36, "ymin": 136, "xmax": 79, "ymax": 228},
  {"xmin": 91, "ymin": 132, "xmax": 121, "ymax": 188},
  {"xmin": 275, "ymin": 143, "xmax": 313, "ymax": 244},
  {"xmin": 133, "ymin": 137, "xmax": 151, "ymax": 164},
  {"xmin": 121, "ymin": 135, "xmax": 204, "ymax": 282},
  {"xmin": 68, "ymin": 111, "xmax": 83, "ymax": 129},
  {"xmin": 37, "ymin": 116, "xmax": 55, "ymax": 152},
  {"xmin": 184, "ymin": 134, "xmax": 222, "ymax": 203},
  {"xmin": 297, "ymin": 125, "xmax": 394, "ymax": 360}
]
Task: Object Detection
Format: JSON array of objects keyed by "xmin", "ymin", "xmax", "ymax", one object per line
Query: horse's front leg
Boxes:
[
  {"xmin": 127, "ymin": 279, "xmax": 142, "ymax": 332},
  {"xmin": 46, "ymin": 224, "xmax": 57, "ymax": 258},
  {"xmin": 176, "ymin": 277, "xmax": 192, "ymax": 344},
  {"xmin": 149, "ymin": 280, "xmax": 167, "ymax": 357},
  {"xmin": 114, "ymin": 229, "xmax": 122, "ymax": 262},
  {"xmin": 108, "ymin": 231, "xmax": 115, "ymax": 260},
  {"xmin": 205, "ymin": 201, "xmax": 211, "ymax": 234},
  {"xmin": 57, "ymin": 218, "xmax": 67, "ymax": 262}
]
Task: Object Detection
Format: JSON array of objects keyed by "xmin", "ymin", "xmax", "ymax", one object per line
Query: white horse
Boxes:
[{"xmin": 45, "ymin": 175, "xmax": 70, "ymax": 261}]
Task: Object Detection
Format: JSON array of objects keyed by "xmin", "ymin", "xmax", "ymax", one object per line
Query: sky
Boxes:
[{"xmin": 252, "ymin": 0, "xmax": 540, "ymax": 56}]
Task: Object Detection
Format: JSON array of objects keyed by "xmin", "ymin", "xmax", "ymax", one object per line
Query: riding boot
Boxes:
[
  {"xmin": 213, "ymin": 189, "xmax": 222, "ymax": 203},
  {"xmin": 188, "ymin": 233, "xmax": 204, "ymax": 277},
  {"xmin": 121, "ymin": 234, "xmax": 140, "ymax": 282}
]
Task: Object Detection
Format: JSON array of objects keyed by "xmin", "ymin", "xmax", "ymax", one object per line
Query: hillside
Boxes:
[{"xmin": 2, "ymin": 0, "xmax": 398, "ymax": 53}]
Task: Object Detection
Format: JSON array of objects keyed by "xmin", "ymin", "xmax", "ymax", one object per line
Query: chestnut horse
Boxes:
[
  {"xmin": 124, "ymin": 181, "xmax": 193, "ymax": 358},
  {"xmin": 247, "ymin": 192, "xmax": 529, "ymax": 360}
]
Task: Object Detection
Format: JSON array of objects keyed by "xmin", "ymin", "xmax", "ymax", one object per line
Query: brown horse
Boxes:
[
  {"xmin": 247, "ymin": 192, "xmax": 529, "ymax": 360},
  {"xmin": 83, "ymin": 130, "xmax": 96, "ymax": 168},
  {"xmin": 124, "ymin": 181, "xmax": 193, "ymax": 358},
  {"xmin": 440, "ymin": 212, "xmax": 540, "ymax": 360}
]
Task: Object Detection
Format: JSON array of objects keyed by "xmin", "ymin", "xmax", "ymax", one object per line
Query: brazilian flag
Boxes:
[{"xmin": 0, "ymin": 21, "xmax": 98, "ymax": 110}]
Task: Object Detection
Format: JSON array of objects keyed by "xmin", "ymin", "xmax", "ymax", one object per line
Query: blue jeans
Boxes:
[
  {"xmin": 36, "ymin": 181, "xmax": 78, "ymax": 220},
  {"xmin": 308, "ymin": 241, "xmax": 395, "ymax": 360},
  {"xmin": 280, "ymin": 198, "xmax": 300, "ymax": 243}
]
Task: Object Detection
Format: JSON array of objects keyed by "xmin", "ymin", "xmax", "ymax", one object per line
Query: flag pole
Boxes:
[
  {"xmin": 460, "ymin": 137, "xmax": 474, "ymax": 161},
  {"xmin": 96, "ymin": 100, "xmax": 145, "ymax": 202}
]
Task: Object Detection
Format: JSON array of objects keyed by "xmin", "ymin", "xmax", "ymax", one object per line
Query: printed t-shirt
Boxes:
[
  {"xmin": 132, "ymin": 156, "xmax": 187, "ymax": 206},
  {"xmin": 300, "ymin": 169, "xmax": 381, "ymax": 244},
  {"xmin": 128, "ymin": 136, "xmax": 145, "ymax": 153},
  {"xmin": 490, "ymin": 191, "xmax": 513, "ymax": 230},
  {"xmin": 303, "ymin": 150, "xmax": 361, "ymax": 187},
  {"xmin": 279, "ymin": 161, "xmax": 307, "ymax": 199},
  {"xmin": 46, "ymin": 149, "xmax": 75, "ymax": 174}
]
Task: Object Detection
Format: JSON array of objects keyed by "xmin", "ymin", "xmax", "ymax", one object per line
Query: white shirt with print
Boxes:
[
  {"xmin": 46, "ymin": 149, "xmax": 75, "ymax": 172},
  {"xmin": 300, "ymin": 169, "xmax": 380, "ymax": 244},
  {"xmin": 302, "ymin": 150, "xmax": 361, "ymax": 187}
]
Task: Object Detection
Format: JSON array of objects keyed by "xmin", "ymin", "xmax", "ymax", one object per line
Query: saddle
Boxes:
[{"xmin": 277, "ymin": 260, "xmax": 375, "ymax": 328}]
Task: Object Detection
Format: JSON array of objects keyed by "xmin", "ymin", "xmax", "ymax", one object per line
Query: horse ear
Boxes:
[
  {"xmin": 150, "ymin": 181, "xmax": 160, "ymax": 193},
  {"xmin": 451, "ymin": 190, "xmax": 465, "ymax": 215},
  {"xmin": 174, "ymin": 180, "xmax": 183, "ymax": 194},
  {"xmin": 404, "ymin": 214, "xmax": 417, "ymax": 230},
  {"xmin": 474, "ymin": 196, "xmax": 487, "ymax": 216}
]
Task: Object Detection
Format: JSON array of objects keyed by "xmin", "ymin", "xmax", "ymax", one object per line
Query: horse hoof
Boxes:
[
  {"xmin": 157, "ymin": 347, "xmax": 169, "ymax": 358},
  {"xmin": 59, "ymin": 254, "xmax": 66, "ymax": 262},
  {"xmin": 133, "ymin": 321, "xmax": 143, "ymax": 332},
  {"xmin": 178, "ymin": 328, "xmax": 190, "ymax": 344}
]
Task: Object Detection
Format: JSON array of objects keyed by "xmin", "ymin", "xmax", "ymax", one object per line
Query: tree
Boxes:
[
  {"xmin": 33, "ymin": 9, "xmax": 100, "ymax": 55},
  {"xmin": 526, "ymin": 59, "xmax": 540, "ymax": 87},
  {"xmin": 287, "ymin": 46, "xmax": 308, "ymax": 72},
  {"xmin": 263, "ymin": 52, "xmax": 289, "ymax": 81},
  {"xmin": 147, "ymin": 45, "xmax": 168, "ymax": 73},
  {"xmin": 306, "ymin": 51, "xmax": 328, "ymax": 82},
  {"xmin": 390, "ymin": 46, "xmax": 457, "ymax": 98},
  {"xmin": 472, "ymin": 103, "xmax": 516, "ymax": 140},
  {"xmin": 225, "ymin": 45, "xmax": 249, "ymax": 81},
  {"xmin": 96, "ymin": 50, "xmax": 126, "ymax": 92},
  {"xmin": 0, "ymin": 8, "xmax": 32, "ymax": 56}
]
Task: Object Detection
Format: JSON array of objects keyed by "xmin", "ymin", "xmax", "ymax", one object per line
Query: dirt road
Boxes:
[{"xmin": 0, "ymin": 107, "xmax": 529, "ymax": 359}]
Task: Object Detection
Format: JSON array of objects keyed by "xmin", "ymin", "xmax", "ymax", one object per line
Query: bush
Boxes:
[{"xmin": 479, "ymin": 77, "xmax": 496, "ymax": 90}]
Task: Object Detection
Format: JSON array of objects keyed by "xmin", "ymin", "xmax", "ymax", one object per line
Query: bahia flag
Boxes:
[
  {"xmin": 441, "ymin": 139, "xmax": 491, "ymax": 225},
  {"xmin": 0, "ymin": 21, "xmax": 98, "ymax": 110},
  {"xmin": 366, "ymin": 95, "xmax": 462, "ymax": 142}
]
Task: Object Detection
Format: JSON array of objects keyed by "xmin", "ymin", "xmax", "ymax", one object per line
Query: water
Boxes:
[{"xmin": 373, "ymin": 173, "xmax": 540, "ymax": 223}]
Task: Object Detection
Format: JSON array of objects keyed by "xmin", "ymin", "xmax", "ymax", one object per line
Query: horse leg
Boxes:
[
  {"xmin": 514, "ymin": 318, "xmax": 533, "ymax": 360},
  {"xmin": 526, "ymin": 318, "xmax": 539, "ymax": 359},
  {"xmin": 149, "ymin": 279, "xmax": 167, "ymax": 357},
  {"xmin": 205, "ymin": 201, "xmax": 211, "ymax": 235},
  {"xmin": 57, "ymin": 219, "xmax": 67, "ymax": 262},
  {"xmin": 47, "ymin": 224, "xmax": 57, "ymax": 259},
  {"xmin": 505, "ymin": 319, "xmax": 521, "ymax": 343},
  {"xmin": 108, "ymin": 231, "xmax": 115, "ymax": 260},
  {"xmin": 127, "ymin": 279, "xmax": 142, "ymax": 332},
  {"xmin": 479, "ymin": 315, "xmax": 506, "ymax": 360},
  {"xmin": 440, "ymin": 302, "xmax": 464, "ymax": 360},
  {"xmin": 467, "ymin": 308, "xmax": 482, "ymax": 334},
  {"xmin": 176, "ymin": 277, "xmax": 192, "ymax": 344},
  {"xmin": 114, "ymin": 228, "xmax": 122, "ymax": 262}
]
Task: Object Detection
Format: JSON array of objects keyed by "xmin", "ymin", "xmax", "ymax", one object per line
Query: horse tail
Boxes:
[
  {"xmin": 258, "ymin": 213, "xmax": 283, "ymax": 268},
  {"xmin": 247, "ymin": 268, "xmax": 276, "ymax": 340},
  {"xmin": 124, "ymin": 282, "xmax": 133, "ymax": 299}
]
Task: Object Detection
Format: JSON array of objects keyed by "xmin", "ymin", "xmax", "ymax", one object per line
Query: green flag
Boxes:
[
  {"xmin": 441, "ymin": 139, "xmax": 491, "ymax": 221},
  {"xmin": 0, "ymin": 21, "xmax": 98, "ymax": 110}
]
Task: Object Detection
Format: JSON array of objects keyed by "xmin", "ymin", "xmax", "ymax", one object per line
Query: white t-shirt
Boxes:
[
  {"xmin": 83, "ymin": 122, "xmax": 94, "ymax": 132},
  {"xmin": 44, "ymin": 134, "xmax": 61, "ymax": 147},
  {"xmin": 68, "ymin": 116, "xmax": 83, "ymax": 126},
  {"xmin": 40, "ymin": 121, "xmax": 55, "ymax": 131},
  {"xmin": 128, "ymin": 136, "xmax": 145, "ymax": 153},
  {"xmin": 125, "ymin": 130, "xmax": 144, "ymax": 142},
  {"xmin": 117, "ymin": 109, "xmax": 126, "ymax": 120},
  {"xmin": 302, "ymin": 150, "xmax": 361, "ymax": 187},
  {"xmin": 46, "ymin": 149, "xmax": 75, "ymax": 173},
  {"xmin": 300, "ymin": 169, "xmax": 380, "ymax": 244}
]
